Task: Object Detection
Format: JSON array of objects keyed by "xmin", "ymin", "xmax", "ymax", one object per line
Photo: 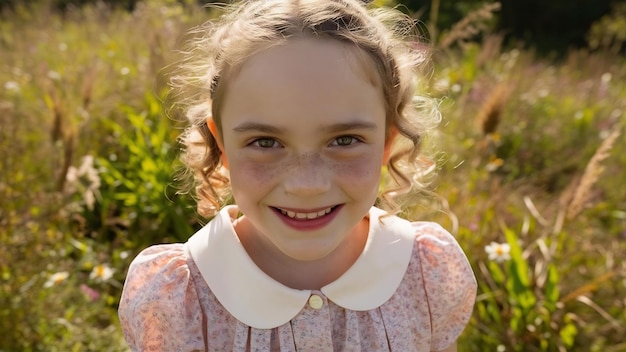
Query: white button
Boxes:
[{"xmin": 308, "ymin": 294, "xmax": 324, "ymax": 309}]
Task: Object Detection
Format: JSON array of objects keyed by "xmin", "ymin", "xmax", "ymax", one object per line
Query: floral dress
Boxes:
[{"xmin": 119, "ymin": 206, "xmax": 477, "ymax": 351}]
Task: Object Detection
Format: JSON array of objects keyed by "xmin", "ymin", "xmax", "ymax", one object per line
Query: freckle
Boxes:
[
  {"xmin": 247, "ymin": 161, "xmax": 284, "ymax": 182},
  {"xmin": 300, "ymin": 152, "xmax": 324, "ymax": 167},
  {"xmin": 332, "ymin": 158, "xmax": 376, "ymax": 178}
]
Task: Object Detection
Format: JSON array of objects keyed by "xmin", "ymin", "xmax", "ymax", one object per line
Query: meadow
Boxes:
[{"xmin": 1, "ymin": 1, "xmax": 624, "ymax": 351}]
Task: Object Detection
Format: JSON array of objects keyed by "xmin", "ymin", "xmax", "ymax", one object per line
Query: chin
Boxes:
[{"xmin": 279, "ymin": 244, "xmax": 336, "ymax": 262}]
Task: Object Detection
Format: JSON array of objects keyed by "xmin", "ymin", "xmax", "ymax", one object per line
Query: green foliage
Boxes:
[
  {"xmin": 587, "ymin": 3, "xmax": 626, "ymax": 54},
  {"xmin": 93, "ymin": 93, "xmax": 200, "ymax": 248},
  {"xmin": 468, "ymin": 227, "xmax": 578, "ymax": 351}
]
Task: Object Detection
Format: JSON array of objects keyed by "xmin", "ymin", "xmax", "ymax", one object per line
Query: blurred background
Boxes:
[{"xmin": 1, "ymin": 0, "xmax": 624, "ymax": 350}]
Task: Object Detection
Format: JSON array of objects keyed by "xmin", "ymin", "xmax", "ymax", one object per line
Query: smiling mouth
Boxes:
[{"xmin": 274, "ymin": 206, "xmax": 337, "ymax": 220}]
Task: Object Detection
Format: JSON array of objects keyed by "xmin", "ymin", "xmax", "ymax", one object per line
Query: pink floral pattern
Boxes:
[{"xmin": 119, "ymin": 221, "xmax": 476, "ymax": 351}]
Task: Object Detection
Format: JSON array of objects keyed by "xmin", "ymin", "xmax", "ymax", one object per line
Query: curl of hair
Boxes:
[{"xmin": 169, "ymin": 0, "xmax": 440, "ymax": 217}]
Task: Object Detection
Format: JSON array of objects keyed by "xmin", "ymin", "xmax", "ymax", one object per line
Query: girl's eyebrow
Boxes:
[
  {"xmin": 323, "ymin": 121, "xmax": 378, "ymax": 133},
  {"xmin": 231, "ymin": 120, "xmax": 379, "ymax": 134},
  {"xmin": 232, "ymin": 122, "xmax": 282, "ymax": 134}
]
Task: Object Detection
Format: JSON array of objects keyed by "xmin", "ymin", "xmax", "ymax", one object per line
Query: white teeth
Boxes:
[{"xmin": 279, "ymin": 207, "xmax": 333, "ymax": 220}]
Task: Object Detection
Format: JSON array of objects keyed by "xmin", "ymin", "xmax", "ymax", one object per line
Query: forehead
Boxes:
[
  {"xmin": 219, "ymin": 37, "xmax": 386, "ymax": 134},
  {"xmin": 224, "ymin": 36, "xmax": 382, "ymax": 96}
]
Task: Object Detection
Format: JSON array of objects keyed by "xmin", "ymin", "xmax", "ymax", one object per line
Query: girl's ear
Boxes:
[
  {"xmin": 206, "ymin": 118, "xmax": 229, "ymax": 169},
  {"xmin": 383, "ymin": 126, "xmax": 397, "ymax": 164}
]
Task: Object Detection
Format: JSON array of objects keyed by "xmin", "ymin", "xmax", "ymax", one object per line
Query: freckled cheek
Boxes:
[
  {"xmin": 229, "ymin": 158, "xmax": 285, "ymax": 188},
  {"xmin": 331, "ymin": 157, "xmax": 382, "ymax": 186},
  {"xmin": 229, "ymin": 155, "xmax": 382, "ymax": 192}
]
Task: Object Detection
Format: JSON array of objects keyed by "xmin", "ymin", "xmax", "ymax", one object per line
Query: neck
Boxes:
[{"xmin": 235, "ymin": 217, "xmax": 369, "ymax": 290}]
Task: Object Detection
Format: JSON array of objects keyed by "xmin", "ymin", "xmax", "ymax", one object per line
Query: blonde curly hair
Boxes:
[{"xmin": 170, "ymin": 0, "xmax": 440, "ymax": 217}]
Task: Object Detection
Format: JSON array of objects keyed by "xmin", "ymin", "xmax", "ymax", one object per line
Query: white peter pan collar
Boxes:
[{"xmin": 186, "ymin": 205, "xmax": 415, "ymax": 329}]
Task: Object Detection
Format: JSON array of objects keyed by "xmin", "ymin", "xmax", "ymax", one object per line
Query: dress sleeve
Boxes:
[
  {"xmin": 118, "ymin": 244, "xmax": 205, "ymax": 352},
  {"xmin": 413, "ymin": 222, "xmax": 477, "ymax": 351}
]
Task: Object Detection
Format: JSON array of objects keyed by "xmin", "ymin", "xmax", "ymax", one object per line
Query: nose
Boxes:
[{"xmin": 282, "ymin": 153, "xmax": 331, "ymax": 197}]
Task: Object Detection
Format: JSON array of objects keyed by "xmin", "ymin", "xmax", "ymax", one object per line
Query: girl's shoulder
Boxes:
[
  {"xmin": 403, "ymin": 220, "xmax": 477, "ymax": 349},
  {"xmin": 118, "ymin": 244, "xmax": 208, "ymax": 350},
  {"xmin": 373, "ymin": 209, "xmax": 477, "ymax": 303},
  {"xmin": 376, "ymin": 210, "xmax": 471, "ymax": 270},
  {"xmin": 407, "ymin": 220, "xmax": 477, "ymax": 294},
  {"xmin": 409, "ymin": 221, "xmax": 469, "ymax": 262},
  {"xmin": 372, "ymin": 211, "xmax": 476, "ymax": 350},
  {"xmin": 395, "ymin": 219, "xmax": 476, "ymax": 296},
  {"xmin": 123, "ymin": 243, "xmax": 190, "ymax": 285},
  {"xmin": 119, "ymin": 243, "xmax": 193, "ymax": 311},
  {"xmin": 378, "ymin": 211, "xmax": 470, "ymax": 267}
]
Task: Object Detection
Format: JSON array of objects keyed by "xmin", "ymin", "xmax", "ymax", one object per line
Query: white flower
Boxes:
[
  {"xmin": 44, "ymin": 271, "xmax": 69, "ymax": 288},
  {"xmin": 485, "ymin": 242, "xmax": 511, "ymax": 262},
  {"xmin": 90, "ymin": 264, "xmax": 114, "ymax": 281},
  {"xmin": 4, "ymin": 81, "xmax": 20, "ymax": 93},
  {"xmin": 78, "ymin": 156, "xmax": 101, "ymax": 189},
  {"xmin": 64, "ymin": 155, "xmax": 101, "ymax": 210},
  {"xmin": 64, "ymin": 165, "xmax": 78, "ymax": 193},
  {"xmin": 574, "ymin": 111, "xmax": 584, "ymax": 120},
  {"xmin": 47, "ymin": 70, "xmax": 61, "ymax": 80},
  {"xmin": 84, "ymin": 190, "xmax": 96, "ymax": 211},
  {"xmin": 485, "ymin": 157, "xmax": 504, "ymax": 172}
]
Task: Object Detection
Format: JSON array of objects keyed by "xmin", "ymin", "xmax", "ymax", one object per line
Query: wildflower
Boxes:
[
  {"xmin": 77, "ymin": 156, "xmax": 100, "ymax": 187},
  {"xmin": 47, "ymin": 70, "xmax": 61, "ymax": 80},
  {"xmin": 485, "ymin": 242, "xmax": 511, "ymax": 262},
  {"xmin": 84, "ymin": 191, "xmax": 96, "ymax": 211},
  {"xmin": 80, "ymin": 284, "xmax": 101, "ymax": 301},
  {"xmin": 44, "ymin": 271, "xmax": 69, "ymax": 288},
  {"xmin": 64, "ymin": 155, "xmax": 101, "ymax": 210},
  {"xmin": 485, "ymin": 157, "xmax": 504, "ymax": 172},
  {"xmin": 4, "ymin": 81, "xmax": 20, "ymax": 93},
  {"xmin": 574, "ymin": 111, "xmax": 584, "ymax": 120},
  {"xmin": 90, "ymin": 264, "xmax": 114, "ymax": 281}
]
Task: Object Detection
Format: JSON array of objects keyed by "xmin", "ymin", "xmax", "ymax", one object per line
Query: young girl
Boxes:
[{"xmin": 119, "ymin": 0, "xmax": 476, "ymax": 350}]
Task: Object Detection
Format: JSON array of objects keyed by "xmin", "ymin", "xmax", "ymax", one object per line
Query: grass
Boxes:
[{"xmin": 1, "ymin": 1, "xmax": 624, "ymax": 350}]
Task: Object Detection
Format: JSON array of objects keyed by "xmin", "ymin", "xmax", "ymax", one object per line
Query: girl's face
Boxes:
[{"xmin": 219, "ymin": 37, "xmax": 387, "ymax": 262}]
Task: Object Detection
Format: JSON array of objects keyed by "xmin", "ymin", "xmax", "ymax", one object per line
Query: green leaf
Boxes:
[
  {"xmin": 488, "ymin": 260, "xmax": 506, "ymax": 285},
  {"xmin": 559, "ymin": 322, "xmax": 578, "ymax": 347},
  {"xmin": 544, "ymin": 265, "xmax": 560, "ymax": 306},
  {"xmin": 504, "ymin": 228, "xmax": 537, "ymax": 312}
]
